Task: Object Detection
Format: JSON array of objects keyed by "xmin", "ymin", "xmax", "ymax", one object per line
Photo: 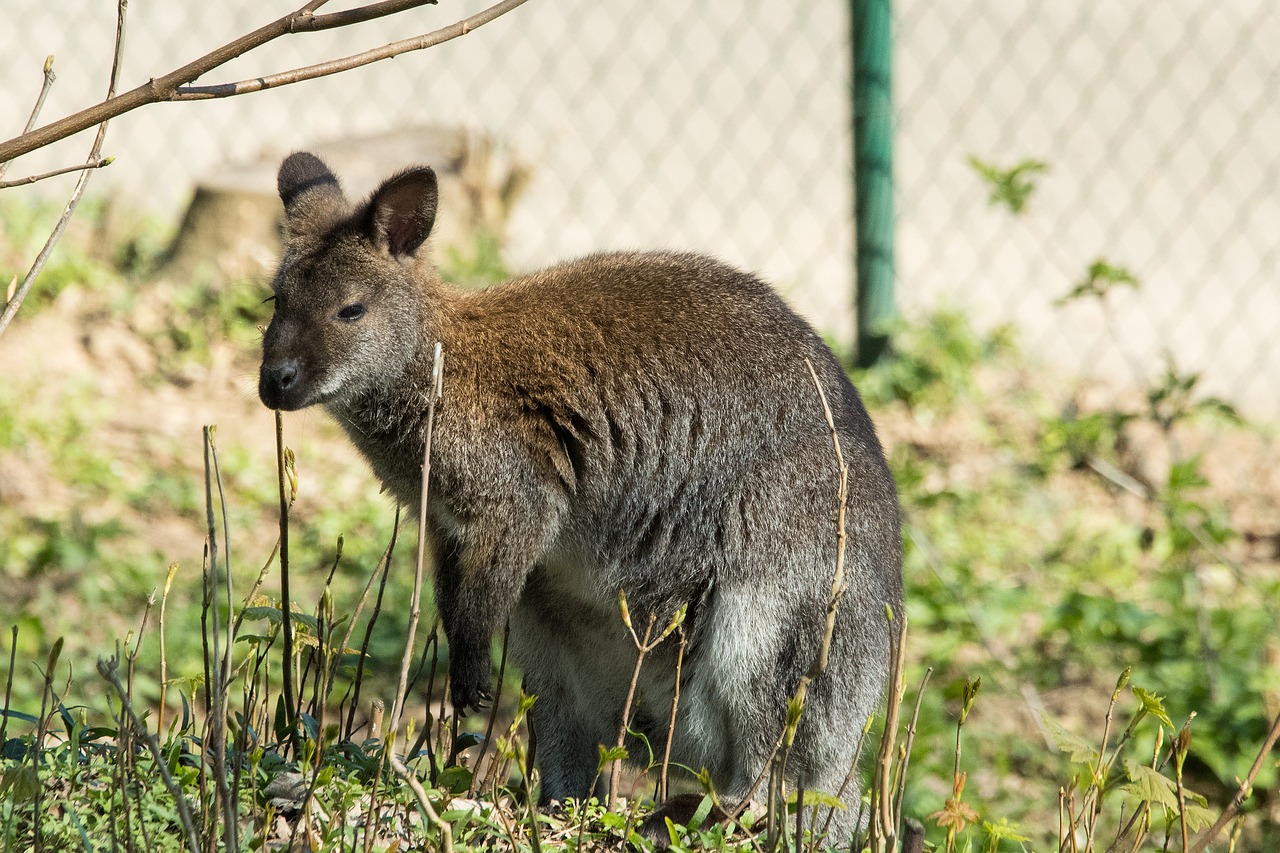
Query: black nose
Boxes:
[
  {"xmin": 270, "ymin": 360, "xmax": 298, "ymax": 389},
  {"xmin": 260, "ymin": 358, "xmax": 301, "ymax": 409}
]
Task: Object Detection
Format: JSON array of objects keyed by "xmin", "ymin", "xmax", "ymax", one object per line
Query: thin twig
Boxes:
[
  {"xmin": 733, "ymin": 360, "xmax": 858, "ymax": 836},
  {"xmin": 203, "ymin": 424, "xmax": 240, "ymax": 853},
  {"xmin": 821, "ymin": 713, "xmax": 875, "ymax": 842},
  {"xmin": 874, "ymin": 611, "xmax": 908, "ymax": 848},
  {"xmin": 800, "ymin": 359, "xmax": 851, "ymax": 688},
  {"xmin": 1187, "ymin": 709, "xmax": 1280, "ymax": 853},
  {"xmin": 0, "ymin": 0, "xmax": 127, "ymax": 338},
  {"xmin": 362, "ymin": 699, "xmax": 386, "ymax": 853},
  {"xmin": 0, "ymin": 157, "xmax": 113, "ymax": 189},
  {"xmin": 607, "ymin": 610, "xmax": 656, "ymax": 811},
  {"xmin": 31, "ymin": 638, "xmax": 63, "ymax": 853},
  {"xmin": 0, "ymin": 0, "xmax": 529, "ymax": 163},
  {"xmin": 213, "ymin": 429, "xmax": 240, "ymax": 853},
  {"xmin": 333, "ymin": 505, "xmax": 400, "ymax": 681},
  {"xmin": 659, "ymin": 625, "xmax": 688, "ymax": 803},
  {"xmin": 0, "ymin": 55, "xmax": 55, "ymax": 181},
  {"xmin": 293, "ymin": 0, "xmax": 429, "ymax": 32},
  {"xmin": 391, "ymin": 751, "xmax": 455, "ymax": 853},
  {"xmin": 232, "ymin": 540, "xmax": 279, "ymax": 636},
  {"xmin": 0, "ymin": 626, "xmax": 17, "ymax": 746},
  {"xmin": 893, "ymin": 666, "xmax": 932, "ymax": 837},
  {"xmin": 1088, "ymin": 669, "xmax": 1131, "ymax": 835},
  {"xmin": 125, "ymin": 594, "xmax": 155, "ymax": 730},
  {"xmin": 343, "ymin": 508, "xmax": 402, "ymax": 741},
  {"xmin": 156, "ymin": 563, "xmax": 178, "ymax": 736},
  {"xmin": 1174, "ymin": 757, "xmax": 1190, "ymax": 853},
  {"xmin": 474, "ymin": 622, "xmax": 512, "ymax": 796},
  {"xmin": 276, "ymin": 410, "xmax": 298, "ymax": 753},
  {"xmin": 176, "ymin": 0, "xmax": 534, "ymax": 100},
  {"xmin": 389, "ymin": 342, "xmax": 444, "ymax": 737},
  {"xmin": 99, "ymin": 656, "xmax": 201, "ymax": 853}
]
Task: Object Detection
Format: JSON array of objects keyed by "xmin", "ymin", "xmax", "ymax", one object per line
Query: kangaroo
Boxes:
[{"xmin": 258, "ymin": 152, "xmax": 902, "ymax": 843}]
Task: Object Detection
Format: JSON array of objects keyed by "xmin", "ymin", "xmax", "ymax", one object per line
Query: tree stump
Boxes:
[{"xmin": 162, "ymin": 125, "xmax": 530, "ymax": 283}]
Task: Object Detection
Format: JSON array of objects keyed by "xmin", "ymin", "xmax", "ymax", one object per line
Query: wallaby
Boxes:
[{"xmin": 258, "ymin": 152, "xmax": 903, "ymax": 843}]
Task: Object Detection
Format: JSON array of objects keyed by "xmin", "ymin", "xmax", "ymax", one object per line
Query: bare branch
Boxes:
[
  {"xmin": 388, "ymin": 342, "xmax": 444, "ymax": 738},
  {"xmin": 0, "ymin": 0, "xmax": 128, "ymax": 338},
  {"xmin": 304, "ymin": 0, "xmax": 437, "ymax": 31},
  {"xmin": 0, "ymin": 0, "xmax": 523, "ymax": 165},
  {"xmin": 0, "ymin": 0, "xmax": 531, "ymax": 341},
  {"xmin": 0, "ymin": 56, "xmax": 56, "ymax": 181},
  {"xmin": 390, "ymin": 752, "xmax": 454, "ymax": 853},
  {"xmin": 1188, "ymin": 709, "xmax": 1280, "ymax": 853},
  {"xmin": 174, "ymin": 0, "xmax": 531, "ymax": 100},
  {"xmin": 0, "ymin": 157, "xmax": 114, "ymax": 190}
]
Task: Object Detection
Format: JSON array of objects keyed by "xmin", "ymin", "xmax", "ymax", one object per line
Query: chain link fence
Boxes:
[
  {"xmin": 3, "ymin": 0, "xmax": 1278, "ymax": 416},
  {"xmin": 896, "ymin": 0, "xmax": 1280, "ymax": 419}
]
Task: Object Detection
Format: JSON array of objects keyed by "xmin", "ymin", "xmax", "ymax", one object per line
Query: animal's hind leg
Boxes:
[
  {"xmin": 670, "ymin": 583, "xmax": 797, "ymax": 802},
  {"xmin": 509, "ymin": 590, "xmax": 632, "ymax": 805},
  {"xmin": 523, "ymin": 683, "xmax": 608, "ymax": 803}
]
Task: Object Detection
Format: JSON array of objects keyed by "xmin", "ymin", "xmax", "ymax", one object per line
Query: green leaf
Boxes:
[
  {"xmin": 687, "ymin": 794, "xmax": 714, "ymax": 831},
  {"xmin": 1055, "ymin": 259, "xmax": 1140, "ymax": 306},
  {"xmin": 452, "ymin": 731, "xmax": 484, "ymax": 752},
  {"xmin": 0, "ymin": 709, "xmax": 40, "ymax": 726},
  {"xmin": 666, "ymin": 817, "xmax": 684, "ymax": 847},
  {"xmin": 982, "ymin": 817, "xmax": 1031, "ymax": 847},
  {"xmin": 1040, "ymin": 712, "xmax": 1099, "ymax": 766},
  {"xmin": 960, "ymin": 677, "xmax": 981, "ymax": 723},
  {"xmin": 0, "ymin": 765, "xmax": 40, "ymax": 802},
  {"xmin": 1121, "ymin": 760, "xmax": 1179, "ymax": 810},
  {"xmin": 1166, "ymin": 457, "xmax": 1208, "ymax": 492},
  {"xmin": 967, "ymin": 155, "xmax": 1049, "ymax": 214},
  {"xmin": 1131, "ymin": 687, "xmax": 1174, "ymax": 729},
  {"xmin": 240, "ymin": 606, "xmax": 282, "ymax": 624},
  {"xmin": 436, "ymin": 764, "xmax": 472, "ymax": 794},
  {"xmin": 597, "ymin": 743, "xmax": 627, "ymax": 771},
  {"xmin": 1182, "ymin": 803, "xmax": 1216, "ymax": 832},
  {"xmin": 234, "ymin": 633, "xmax": 273, "ymax": 645},
  {"xmin": 1191, "ymin": 396, "xmax": 1242, "ymax": 424},
  {"xmin": 786, "ymin": 789, "xmax": 847, "ymax": 811}
]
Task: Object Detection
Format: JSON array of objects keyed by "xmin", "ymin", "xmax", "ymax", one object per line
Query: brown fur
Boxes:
[{"xmin": 258, "ymin": 152, "xmax": 902, "ymax": 845}]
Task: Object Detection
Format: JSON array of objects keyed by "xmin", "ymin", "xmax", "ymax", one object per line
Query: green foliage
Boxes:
[
  {"xmin": 439, "ymin": 232, "xmax": 510, "ymax": 289},
  {"xmin": 981, "ymin": 817, "xmax": 1031, "ymax": 852},
  {"xmin": 881, "ymin": 292, "xmax": 1272, "ymax": 846},
  {"xmin": 1036, "ymin": 404, "xmax": 1135, "ymax": 471},
  {"xmin": 0, "ymin": 197, "xmax": 169, "ymax": 315},
  {"xmin": 157, "ymin": 273, "xmax": 269, "ymax": 368},
  {"xmin": 854, "ymin": 307, "xmax": 1017, "ymax": 410},
  {"xmin": 1055, "ymin": 258, "xmax": 1140, "ymax": 306},
  {"xmin": 1146, "ymin": 353, "xmax": 1242, "ymax": 432},
  {"xmin": 967, "ymin": 156, "xmax": 1050, "ymax": 215}
]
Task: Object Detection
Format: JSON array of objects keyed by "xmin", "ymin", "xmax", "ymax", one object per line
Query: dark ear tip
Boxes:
[
  {"xmin": 368, "ymin": 165, "xmax": 440, "ymax": 257},
  {"xmin": 278, "ymin": 152, "xmax": 339, "ymax": 205},
  {"xmin": 397, "ymin": 166, "xmax": 438, "ymax": 190}
]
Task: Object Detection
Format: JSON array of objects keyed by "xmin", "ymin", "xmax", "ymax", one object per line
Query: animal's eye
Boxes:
[
  {"xmin": 262, "ymin": 294, "xmax": 276, "ymax": 305},
  {"xmin": 337, "ymin": 303, "xmax": 366, "ymax": 322}
]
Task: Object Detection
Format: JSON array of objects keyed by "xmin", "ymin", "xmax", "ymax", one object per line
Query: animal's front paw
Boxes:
[{"xmin": 449, "ymin": 654, "xmax": 493, "ymax": 717}]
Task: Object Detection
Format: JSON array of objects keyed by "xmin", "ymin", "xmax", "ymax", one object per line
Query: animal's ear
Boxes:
[
  {"xmin": 277, "ymin": 152, "xmax": 345, "ymax": 235},
  {"xmin": 367, "ymin": 167, "xmax": 438, "ymax": 258}
]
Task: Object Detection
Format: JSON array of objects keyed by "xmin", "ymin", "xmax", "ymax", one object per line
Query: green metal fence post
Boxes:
[{"xmin": 852, "ymin": 0, "xmax": 895, "ymax": 367}]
